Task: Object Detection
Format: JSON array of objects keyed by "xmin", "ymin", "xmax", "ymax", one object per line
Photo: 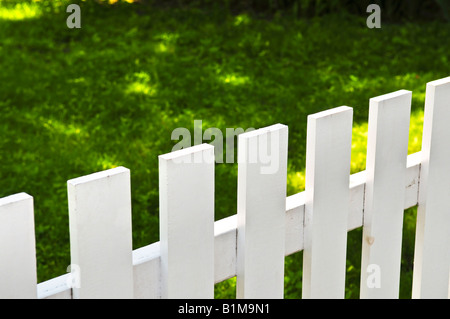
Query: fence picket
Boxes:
[
  {"xmin": 0, "ymin": 193, "xmax": 37, "ymax": 298},
  {"xmin": 236, "ymin": 124, "xmax": 288, "ymax": 299},
  {"xmin": 302, "ymin": 106, "xmax": 353, "ymax": 299},
  {"xmin": 359, "ymin": 90, "xmax": 412, "ymax": 298},
  {"xmin": 159, "ymin": 144, "xmax": 215, "ymax": 299},
  {"xmin": 412, "ymin": 77, "xmax": 450, "ymax": 298},
  {"xmin": 67, "ymin": 166, "xmax": 134, "ymax": 299}
]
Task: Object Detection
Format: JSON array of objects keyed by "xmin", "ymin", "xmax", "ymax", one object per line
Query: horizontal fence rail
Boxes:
[{"xmin": 1, "ymin": 76, "xmax": 449, "ymax": 299}]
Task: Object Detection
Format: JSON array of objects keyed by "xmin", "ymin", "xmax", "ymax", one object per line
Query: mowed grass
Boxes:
[{"xmin": 0, "ymin": 0, "xmax": 448, "ymax": 298}]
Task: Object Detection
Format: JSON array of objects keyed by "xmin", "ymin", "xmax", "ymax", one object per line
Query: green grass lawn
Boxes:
[{"xmin": 0, "ymin": 0, "xmax": 448, "ymax": 298}]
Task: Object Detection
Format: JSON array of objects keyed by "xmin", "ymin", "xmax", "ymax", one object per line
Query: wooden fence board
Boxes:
[
  {"xmin": 302, "ymin": 106, "xmax": 353, "ymax": 299},
  {"xmin": 67, "ymin": 166, "xmax": 134, "ymax": 298},
  {"xmin": 236, "ymin": 124, "xmax": 288, "ymax": 298},
  {"xmin": 413, "ymin": 77, "xmax": 450, "ymax": 298},
  {"xmin": 360, "ymin": 90, "xmax": 411, "ymax": 298},
  {"xmin": 159, "ymin": 144, "xmax": 215, "ymax": 298},
  {"xmin": 0, "ymin": 193, "xmax": 37, "ymax": 298}
]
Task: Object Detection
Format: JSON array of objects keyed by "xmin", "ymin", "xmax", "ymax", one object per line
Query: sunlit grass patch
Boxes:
[
  {"xmin": 125, "ymin": 71, "xmax": 157, "ymax": 96},
  {"xmin": 96, "ymin": 154, "xmax": 121, "ymax": 170},
  {"xmin": 407, "ymin": 109, "xmax": 424, "ymax": 154},
  {"xmin": 126, "ymin": 82, "xmax": 157, "ymax": 96},
  {"xmin": 219, "ymin": 73, "xmax": 250, "ymax": 86},
  {"xmin": 154, "ymin": 32, "xmax": 178, "ymax": 54},
  {"xmin": 0, "ymin": 2, "xmax": 42, "ymax": 20},
  {"xmin": 214, "ymin": 277, "xmax": 236, "ymax": 299},
  {"xmin": 287, "ymin": 170, "xmax": 305, "ymax": 195},
  {"xmin": 234, "ymin": 13, "xmax": 251, "ymax": 26},
  {"xmin": 98, "ymin": 0, "xmax": 140, "ymax": 4},
  {"xmin": 154, "ymin": 42, "xmax": 175, "ymax": 53},
  {"xmin": 42, "ymin": 118, "xmax": 87, "ymax": 138}
]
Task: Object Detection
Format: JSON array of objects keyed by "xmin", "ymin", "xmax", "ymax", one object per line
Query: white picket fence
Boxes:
[{"xmin": 1, "ymin": 77, "xmax": 449, "ymax": 299}]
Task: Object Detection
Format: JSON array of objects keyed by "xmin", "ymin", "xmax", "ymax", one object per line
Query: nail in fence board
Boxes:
[
  {"xmin": 360, "ymin": 90, "xmax": 412, "ymax": 298},
  {"xmin": 67, "ymin": 167, "xmax": 134, "ymax": 299},
  {"xmin": 302, "ymin": 106, "xmax": 353, "ymax": 299},
  {"xmin": 0, "ymin": 193, "xmax": 37, "ymax": 298},
  {"xmin": 413, "ymin": 77, "xmax": 450, "ymax": 298},
  {"xmin": 159, "ymin": 144, "xmax": 215, "ymax": 299}
]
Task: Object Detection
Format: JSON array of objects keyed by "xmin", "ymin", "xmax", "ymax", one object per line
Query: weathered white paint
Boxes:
[
  {"xmin": 302, "ymin": 106, "xmax": 353, "ymax": 299},
  {"xmin": 236, "ymin": 124, "xmax": 288, "ymax": 299},
  {"xmin": 67, "ymin": 166, "xmax": 134, "ymax": 299},
  {"xmin": 412, "ymin": 77, "xmax": 450, "ymax": 299},
  {"xmin": 159, "ymin": 144, "xmax": 215, "ymax": 299},
  {"xmin": 360, "ymin": 90, "xmax": 412, "ymax": 298},
  {"xmin": 0, "ymin": 193, "xmax": 37, "ymax": 299}
]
